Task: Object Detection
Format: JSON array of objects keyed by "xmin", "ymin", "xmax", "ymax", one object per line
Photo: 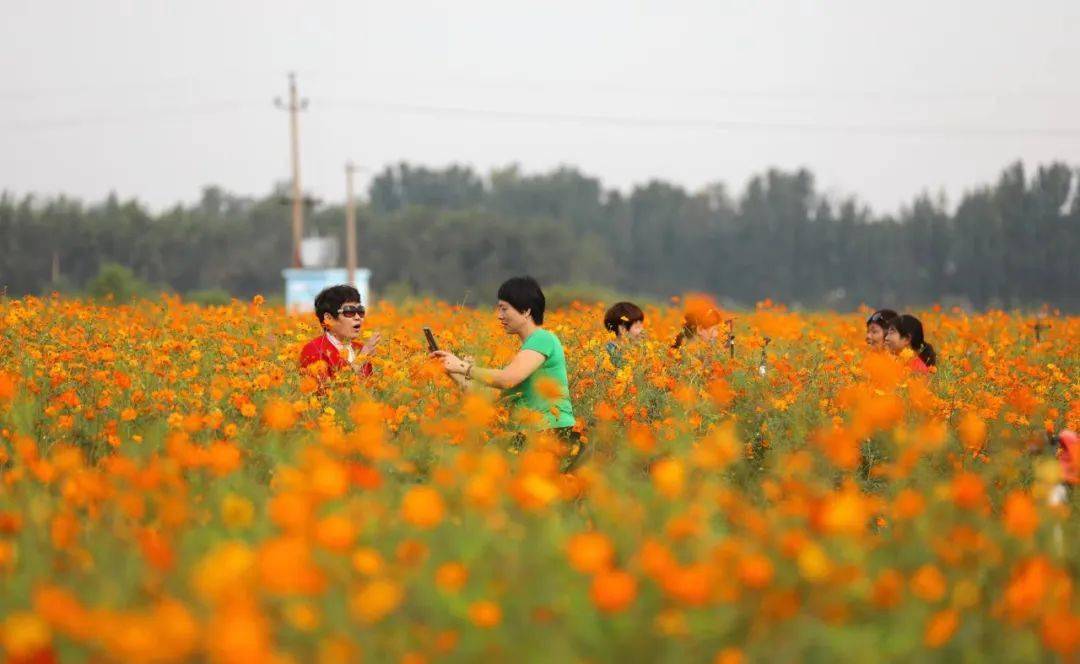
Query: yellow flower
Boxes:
[
  {"xmin": 352, "ymin": 548, "xmax": 385, "ymax": 576},
  {"xmin": 1, "ymin": 612, "xmax": 51, "ymax": 659},
  {"xmin": 192, "ymin": 542, "xmax": 255, "ymax": 603},
  {"xmin": 220, "ymin": 494, "xmax": 254, "ymax": 530},
  {"xmin": 350, "ymin": 579, "xmax": 404, "ymax": 624}
]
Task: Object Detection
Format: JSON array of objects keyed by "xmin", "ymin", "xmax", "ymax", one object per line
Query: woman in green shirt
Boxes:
[{"xmin": 433, "ymin": 277, "xmax": 582, "ymax": 466}]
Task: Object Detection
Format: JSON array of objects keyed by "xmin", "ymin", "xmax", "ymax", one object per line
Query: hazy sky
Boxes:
[{"xmin": 4, "ymin": 0, "xmax": 1080, "ymax": 214}]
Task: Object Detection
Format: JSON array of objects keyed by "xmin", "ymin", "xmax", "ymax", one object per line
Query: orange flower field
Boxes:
[{"xmin": 0, "ymin": 295, "xmax": 1077, "ymax": 662}]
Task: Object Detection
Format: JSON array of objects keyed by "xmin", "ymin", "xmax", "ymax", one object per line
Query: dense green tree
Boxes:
[{"xmin": 0, "ymin": 160, "xmax": 1076, "ymax": 311}]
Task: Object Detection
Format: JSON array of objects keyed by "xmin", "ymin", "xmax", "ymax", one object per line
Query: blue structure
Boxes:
[{"xmin": 283, "ymin": 268, "xmax": 372, "ymax": 313}]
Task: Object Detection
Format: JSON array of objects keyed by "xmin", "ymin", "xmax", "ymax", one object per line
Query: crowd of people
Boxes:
[{"xmin": 297, "ymin": 278, "xmax": 947, "ymax": 468}]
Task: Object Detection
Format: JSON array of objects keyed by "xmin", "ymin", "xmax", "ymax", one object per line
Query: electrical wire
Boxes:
[{"xmin": 320, "ymin": 97, "xmax": 1080, "ymax": 139}]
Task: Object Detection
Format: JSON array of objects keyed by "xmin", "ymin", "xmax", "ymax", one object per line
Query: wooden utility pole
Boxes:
[
  {"xmin": 274, "ymin": 72, "xmax": 308, "ymax": 267},
  {"xmin": 344, "ymin": 161, "xmax": 359, "ymax": 285}
]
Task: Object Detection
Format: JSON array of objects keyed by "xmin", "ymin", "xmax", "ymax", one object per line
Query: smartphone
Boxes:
[{"xmin": 423, "ymin": 327, "xmax": 439, "ymax": 352}]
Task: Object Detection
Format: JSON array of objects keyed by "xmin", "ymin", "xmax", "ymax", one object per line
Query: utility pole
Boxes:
[
  {"xmin": 344, "ymin": 161, "xmax": 359, "ymax": 286},
  {"xmin": 274, "ymin": 72, "xmax": 308, "ymax": 268}
]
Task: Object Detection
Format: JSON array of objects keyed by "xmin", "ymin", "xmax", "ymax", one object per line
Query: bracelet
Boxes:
[{"xmin": 465, "ymin": 362, "xmax": 474, "ymax": 379}]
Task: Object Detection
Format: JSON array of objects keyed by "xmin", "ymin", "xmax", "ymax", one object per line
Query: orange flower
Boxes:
[
  {"xmin": 892, "ymin": 489, "xmax": 925, "ymax": 521},
  {"xmin": 956, "ymin": 412, "xmax": 987, "ymax": 454},
  {"xmin": 206, "ymin": 441, "xmax": 241, "ymax": 476},
  {"xmin": 1002, "ymin": 491, "xmax": 1038, "ymax": 539},
  {"xmin": 910, "ymin": 564, "xmax": 947, "ymax": 603},
  {"xmin": 314, "ymin": 515, "xmax": 358, "ymax": 552},
  {"xmin": 924, "ymin": 609, "xmax": 959, "ymax": 648},
  {"xmin": 567, "ymin": 532, "xmax": 615, "ymax": 575},
  {"xmin": 258, "ymin": 537, "xmax": 326, "ymax": 595},
  {"xmin": 351, "ymin": 579, "xmax": 404, "ymax": 624},
  {"xmin": 594, "ymin": 401, "xmax": 618, "ymax": 422},
  {"xmin": 1041, "ymin": 610, "xmax": 1080, "ymax": 657},
  {"xmin": 269, "ymin": 491, "xmax": 313, "ymax": 533},
  {"xmin": 693, "ymin": 422, "xmax": 740, "ymax": 470},
  {"xmin": 707, "ymin": 378, "xmax": 735, "ymax": 408},
  {"xmin": 683, "ymin": 294, "xmax": 723, "ymax": 330},
  {"xmin": 264, "ymin": 399, "xmax": 297, "ymax": 430},
  {"xmin": 192, "ymin": 542, "xmax": 255, "ymax": 604},
  {"xmin": 461, "ymin": 394, "xmax": 497, "ymax": 429},
  {"xmin": 534, "ymin": 376, "xmax": 565, "ymax": 401},
  {"xmin": 818, "ymin": 487, "xmax": 869, "ymax": 536},
  {"xmin": 1002, "ymin": 556, "xmax": 1059, "ymax": 624},
  {"xmin": 871, "ymin": 569, "xmax": 905, "ymax": 609},
  {"xmin": 651, "ymin": 458, "xmax": 685, "ymax": 499},
  {"xmin": 435, "ymin": 562, "xmax": 469, "ymax": 593},
  {"xmin": 639, "ymin": 539, "xmax": 677, "ymax": 581},
  {"xmin": 468, "ymin": 601, "xmax": 502, "ymax": 629},
  {"xmin": 138, "ymin": 528, "xmax": 175, "ymax": 572},
  {"xmin": 207, "ymin": 598, "xmax": 270, "ymax": 664},
  {"xmin": 510, "ymin": 473, "xmax": 561, "ymax": 512},
  {"xmin": 0, "ymin": 612, "xmax": 51, "ymax": 660},
  {"xmin": 590, "ymin": 569, "xmax": 637, "ymax": 613},
  {"xmin": 0, "ymin": 371, "xmax": 16, "ymax": 403},
  {"xmin": 401, "ymin": 486, "xmax": 446, "ymax": 529},
  {"xmin": 861, "ymin": 352, "xmax": 905, "ymax": 389},
  {"xmin": 309, "ymin": 457, "xmax": 349, "ymax": 500},
  {"xmin": 351, "ymin": 548, "xmax": 384, "ymax": 576},
  {"xmin": 815, "ymin": 425, "xmax": 859, "ymax": 470},
  {"xmin": 737, "ymin": 553, "xmax": 774, "ymax": 589},
  {"xmin": 714, "ymin": 648, "xmax": 744, "ymax": 664},
  {"xmin": 951, "ymin": 472, "xmax": 985, "ymax": 511},
  {"xmin": 299, "ymin": 375, "xmax": 319, "ymax": 394},
  {"xmin": 661, "ymin": 563, "xmax": 713, "ymax": 607}
]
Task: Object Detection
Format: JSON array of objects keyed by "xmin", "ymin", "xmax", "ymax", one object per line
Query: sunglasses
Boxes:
[{"xmin": 337, "ymin": 306, "xmax": 366, "ymax": 319}]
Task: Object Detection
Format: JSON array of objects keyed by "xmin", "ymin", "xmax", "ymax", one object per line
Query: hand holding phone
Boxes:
[{"xmin": 423, "ymin": 327, "xmax": 439, "ymax": 352}]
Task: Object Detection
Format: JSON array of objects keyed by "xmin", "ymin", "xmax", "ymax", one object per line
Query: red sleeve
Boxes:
[
  {"xmin": 299, "ymin": 340, "xmax": 321, "ymax": 369},
  {"xmin": 358, "ymin": 361, "xmax": 373, "ymax": 377}
]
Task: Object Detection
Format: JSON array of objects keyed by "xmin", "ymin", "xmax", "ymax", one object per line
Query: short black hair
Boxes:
[
  {"xmin": 604, "ymin": 301, "xmax": 645, "ymax": 336},
  {"xmin": 867, "ymin": 309, "xmax": 899, "ymax": 329},
  {"xmin": 314, "ymin": 284, "xmax": 361, "ymax": 325},
  {"xmin": 497, "ymin": 276, "xmax": 545, "ymax": 325}
]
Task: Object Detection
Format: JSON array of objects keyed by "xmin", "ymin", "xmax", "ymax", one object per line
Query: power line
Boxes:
[
  {"xmin": 320, "ymin": 97, "xmax": 1080, "ymax": 139},
  {"xmin": 0, "ymin": 69, "xmax": 299, "ymax": 103},
  {"xmin": 4, "ymin": 72, "xmax": 1079, "ymax": 104},
  {"xmin": 5, "ymin": 93, "xmax": 1080, "ymax": 141},
  {"xmin": 3, "ymin": 100, "xmax": 261, "ymax": 132}
]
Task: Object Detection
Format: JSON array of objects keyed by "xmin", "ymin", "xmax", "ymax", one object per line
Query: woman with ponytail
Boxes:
[
  {"xmin": 884, "ymin": 314, "xmax": 936, "ymax": 373},
  {"xmin": 671, "ymin": 295, "xmax": 724, "ymax": 350}
]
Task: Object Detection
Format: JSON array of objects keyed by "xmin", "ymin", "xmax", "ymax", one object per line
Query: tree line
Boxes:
[{"xmin": 1, "ymin": 160, "xmax": 1077, "ymax": 310}]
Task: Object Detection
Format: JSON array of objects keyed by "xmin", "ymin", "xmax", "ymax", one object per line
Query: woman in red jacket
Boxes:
[
  {"xmin": 884, "ymin": 314, "xmax": 936, "ymax": 374},
  {"xmin": 299, "ymin": 284, "xmax": 381, "ymax": 382}
]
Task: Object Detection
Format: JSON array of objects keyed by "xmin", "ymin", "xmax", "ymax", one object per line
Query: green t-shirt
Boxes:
[{"xmin": 501, "ymin": 328, "xmax": 576, "ymax": 430}]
